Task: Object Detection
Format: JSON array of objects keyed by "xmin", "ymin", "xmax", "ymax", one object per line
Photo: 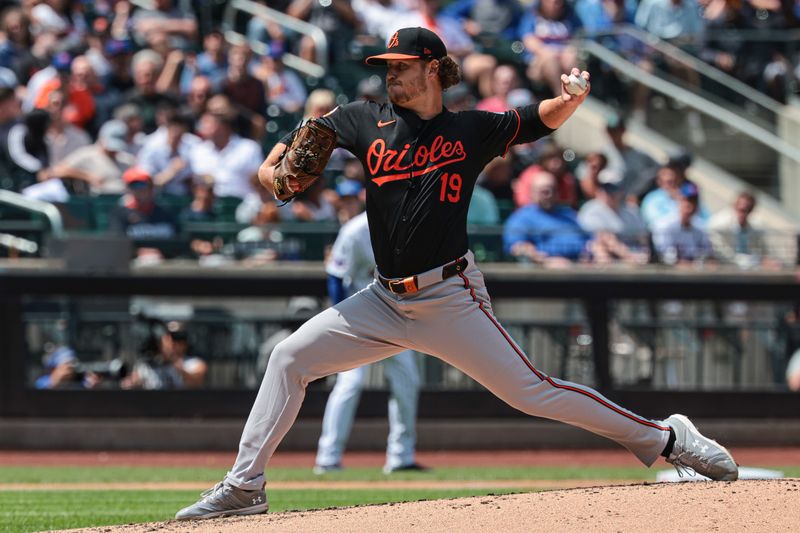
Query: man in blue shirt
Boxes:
[
  {"xmin": 634, "ymin": 0, "xmax": 704, "ymax": 44},
  {"xmin": 441, "ymin": 0, "xmax": 523, "ymax": 43},
  {"xmin": 652, "ymin": 181, "xmax": 713, "ymax": 265},
  {"xmin": 503, "ymin": 169, "xmax": 591, "ymax": 266}
]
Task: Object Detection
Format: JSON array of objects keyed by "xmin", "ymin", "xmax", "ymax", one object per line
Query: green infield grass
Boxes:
[
  {"xmin": 0, "ymin": 464, "xmax": 659, "ymax": 484},
  {"xmin": 2, "ymin": 464, "xmax": 799, "ymax": 532},
  {"xmin": 3, "ymin": 465, "xmax": 800, "ymax": 485}
]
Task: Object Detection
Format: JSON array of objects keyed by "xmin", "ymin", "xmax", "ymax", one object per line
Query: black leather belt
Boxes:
[{"xmin": 378, "ymin": 256, "xmax": 469, "ymax": 295}]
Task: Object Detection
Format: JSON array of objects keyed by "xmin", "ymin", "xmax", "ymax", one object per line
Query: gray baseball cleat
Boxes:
[
  {"xmin": 175, "ymin": 481, "xmax": 268, "ymax": 520},
  {"xmin": 383, "ymin": 462, "xmax": 431, "ymax": 475},
  {"xmin": 313, "ymin": 463, "xmax": 342, "ymax": 475},
  {"xmin": 664, "ymin": 414, "xmax": 738, "ymax": 481}
]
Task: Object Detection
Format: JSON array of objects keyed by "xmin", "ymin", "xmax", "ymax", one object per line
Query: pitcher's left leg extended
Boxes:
[{"xmin": 409, "ymin": 267, "xmax": 670, "ymax": 466}]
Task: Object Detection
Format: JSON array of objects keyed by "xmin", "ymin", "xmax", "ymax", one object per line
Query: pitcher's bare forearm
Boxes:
[
  {"xmin": 538, "ymin": 69, "xmax": 591, "ymax": 129},
  {"xmin": 538, "ymin": 94, "xmax": 582, "ymax": 129},
  {"xmin": 257, "ymin": 142, "xmax": 288, "ymax": 198}
]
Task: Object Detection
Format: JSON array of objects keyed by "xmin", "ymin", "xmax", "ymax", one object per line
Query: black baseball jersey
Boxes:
[{"xmin": 316, "ymin": 101, "xmax": 553, "ymax": 278}]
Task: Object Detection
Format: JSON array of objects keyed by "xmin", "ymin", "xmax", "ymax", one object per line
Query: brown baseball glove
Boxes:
[{"xmin": 272, "ymin": 119, "xmax": 337, "ymax": 201}]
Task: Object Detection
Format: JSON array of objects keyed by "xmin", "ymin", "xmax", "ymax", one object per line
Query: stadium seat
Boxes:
[
  {"xmin": 91, "ymin": 194, "xmax": 123, "ymax": 232},
  {"xmin": 263, "ymin": 109, "xmax": 303, "ymax": 153},
  {"xmin": 58, "ymin": 196, "xmax": 94, "ymax": 230},
  {"xmin": 184, "ymin": 221, "xmax": 247, "ymax": 243},
  {"xmin": 496, "ymin": 199, "xmax": 516, "ymax": 222},
  {"xmin": 156, "ymin": 195, "xmax": 193, "ymax": 223},
  {"xmin": 265, "ymin": 221, "xmax": 340, "ymax": 260},
  {"xmin": 468, "ymin": 226, "xmax": 506, "ymax": 262},
  {"xmin": 326, "ymin": 61, "xmax": 373, "ymax": 100},
  {"xmin": 213, "ymin": 197, "xmax": 244, "ymax": 223}
]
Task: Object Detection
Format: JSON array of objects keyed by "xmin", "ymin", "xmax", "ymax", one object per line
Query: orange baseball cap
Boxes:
[{"xmin": 123, "ymin": 167, "xmax": 152, "ymax": 186}]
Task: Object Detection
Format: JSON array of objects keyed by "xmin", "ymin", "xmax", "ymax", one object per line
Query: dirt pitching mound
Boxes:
[{"xmin": 78, "ymin": 479, "xmax": 800, "ymax": 533}]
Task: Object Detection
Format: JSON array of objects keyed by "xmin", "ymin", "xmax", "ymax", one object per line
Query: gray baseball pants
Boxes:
[{"xmin": 226, "ymin": 251, "xmax": 671, "ymax": 490}]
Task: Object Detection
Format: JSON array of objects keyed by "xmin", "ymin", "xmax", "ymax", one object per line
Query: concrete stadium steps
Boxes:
[{"xmin": 646, "ymin": 101, "xmax": 779, "ymax": 197}]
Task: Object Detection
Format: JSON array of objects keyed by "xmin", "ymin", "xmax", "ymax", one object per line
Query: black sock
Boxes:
[{"xmin": 661, "ymin": 428, "xmax": 676, "ymax": 458}]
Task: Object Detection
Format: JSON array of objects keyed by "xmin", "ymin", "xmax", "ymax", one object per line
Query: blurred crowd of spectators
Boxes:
[
  {"xmin": 0, "ymin": 0, "xmax": 796, "ymax": 268},
  {"xmin": 501, "ymin": 130, "xmax": 787, "ymax": 269}
]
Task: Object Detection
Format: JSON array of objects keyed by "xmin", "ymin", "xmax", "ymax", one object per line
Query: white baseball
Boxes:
[{"xmin": 565, "ymin": 73, "xmax": 588, "ymax": 96}]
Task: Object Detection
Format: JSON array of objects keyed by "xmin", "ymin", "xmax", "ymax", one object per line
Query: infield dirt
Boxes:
[{"xmin": 73, "ymin": 479, "xmax": 800, "ymax": 533}]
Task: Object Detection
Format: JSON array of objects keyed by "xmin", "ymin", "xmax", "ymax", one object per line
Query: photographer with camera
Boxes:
[
  {"xmin": 121, "ymin": 320, "xmax": 208, "ymax": 390},
  {"xmin": 34, "ymin": 346, "xmax": 101, "ymax": 390}
]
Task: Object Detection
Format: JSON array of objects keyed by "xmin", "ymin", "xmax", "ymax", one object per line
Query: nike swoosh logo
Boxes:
[{"xmin": 377, "ymin": 120, "xmax": 396, "ymax": 128}]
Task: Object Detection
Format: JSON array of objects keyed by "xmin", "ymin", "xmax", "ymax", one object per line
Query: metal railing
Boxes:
[
  {"xmin": 704, "ymin": 27, "xmax": 800, "ymax": 105},
  {"xmin": 0, "ymin": 190, "xmax": 63, "ymax": 237},
  {"xmin": 579, "ymin": 39, "xmax": 800, "ymax": 166},
  {"xmin": 581, "ymin": 25, "xmax": 789, "ymax": 125},
  {"xmin": 221, "ymin": 0, "xmax": 328, "ymax": 79}
]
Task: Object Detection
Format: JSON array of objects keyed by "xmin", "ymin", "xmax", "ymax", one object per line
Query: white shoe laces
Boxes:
[
  {"xmin": 670, "ymin": 455, "xmax": 697, "ymax": 479},
  {"xmin": 200, "ymin": 482, "xmax": 227, "ymax": 502},
  {"xmin": 670, "ymin": 444, "xmax": 715, "ymax": 478}
]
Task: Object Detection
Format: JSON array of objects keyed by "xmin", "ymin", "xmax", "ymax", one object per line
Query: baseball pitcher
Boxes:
[{"xmin": 176, "ymin": 27, "xmax": 737, "ymax": 520}]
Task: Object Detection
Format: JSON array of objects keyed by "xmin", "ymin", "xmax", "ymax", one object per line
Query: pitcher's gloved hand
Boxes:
[{"xmin": 272, "ymin": 120, "xmax": 337, "ymax": 201}]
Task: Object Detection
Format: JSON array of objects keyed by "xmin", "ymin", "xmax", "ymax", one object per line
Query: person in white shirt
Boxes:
[
  {"xmin": 29, "ymin": 119, "xmax": 134, "ymax": 197},
  {"xmin": 578, "ymin": 169, "xmax": 649, "ymax": 264},
  {"xmin": 137, "ymin": 111, "xmax": 200, "ymax": 196},
  {"xmin": 315, "ymin": 209, "xmax": 425, "ymax": 474},
  {"xmin": 139, "ymin": 102, "xmax": 201, "ymax": 150},
  {"xmin": 707, "ymin": 191, "xmax": 781, "ymax": 269},
  {"xmin": 188, "ymin": 108, "xmax": 264, "ymax": 199}
]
